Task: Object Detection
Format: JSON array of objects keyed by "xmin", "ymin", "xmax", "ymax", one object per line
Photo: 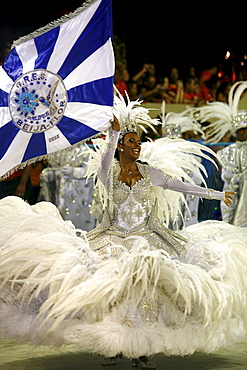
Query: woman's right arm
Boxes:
[{"xmin": 99, "ymin": 118, "xmax": 120, "ymax": 186}]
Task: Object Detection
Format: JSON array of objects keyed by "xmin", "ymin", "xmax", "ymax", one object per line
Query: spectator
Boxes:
[
  {"xmin": 187, "ymin": 65, "xmax": 197, "ymax": 79},
  {"xmin": 147, "ymin": 63, "xmax": 156, "ymax": 77},
  {"xmin": 168, "ymin": 67, "xmax": 183, "ymax": 95},
  {"xmin": 198, "ymin": 66, "xmax": 217, "ymax": 102},
  {"xmin": 114, "ymin": 65, "xmax": 129, "ymax": 96},
  {"xmin": 160, "ymin": 77, "xmax": 176, "ymax": 103},
  {"xmin": 132, "ymin": 63, "xmax": 156, "ymax": 87},
  {"xmin": 128, "ymin": 81, "xmax": 139, "ymax": 100},
  {"xmin": 139, "ymin": 75, "xmax": 163, "ymax": 102},
  {"xmin": 183, "ymin": 76, "xmax": 198, "ymax": 104},
  {"xmin": 161, "ymin": 77, "xmax": 183, "ymax": 103},
  {"xmin": 132, "ymin": 64, "xmax": 149, "ymax": 86}
]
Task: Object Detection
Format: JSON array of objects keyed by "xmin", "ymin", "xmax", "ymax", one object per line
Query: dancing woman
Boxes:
[{"xmin": 87, "ymin": 109, "xmax": 233, "ymax": 368}]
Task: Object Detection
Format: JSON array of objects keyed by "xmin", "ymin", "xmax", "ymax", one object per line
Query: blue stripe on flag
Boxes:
[
  {"xmin": 2, "ymin": 48, "xmax": 23, "ymax": 82},
  {"xmin": 67, "ymin": 77, "xmax": 114, "ymax": 106},
  {"xmin": 22, "ymin": 132, "xmax": 47, "ymax": 163},
  {"xmin": 58, "ymin": 0, "xmax": 112, "ymax": 80},
  {"xmin": 0, "ymin": 89, "xmax": 9, "ymax": 107},
  {"xmin": 57, "ymin": 116, "xmax": 98, "ymax": 145},
  {"xmin": 34, "ymin": 27, "xmax": 60, "ymax": 70},
  {"xmin": 0, "ymin": 122, "xmax": 19, "ymax": 160}
]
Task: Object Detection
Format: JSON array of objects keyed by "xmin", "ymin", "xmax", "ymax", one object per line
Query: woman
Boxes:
[
  {"xmin": 0, "ymin": 96, "xmax": 246, "ymax": 370},
  {"xmin": 87, "ymin": 117, "xmax": 233, "ymax": 256},
  {"xmin": 88, "ymin": 115, "xmax": 235, "ymax": 368}
]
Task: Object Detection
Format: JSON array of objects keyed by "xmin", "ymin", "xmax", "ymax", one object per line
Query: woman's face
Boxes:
[
  {"xmin": 236, "ymin": 127, "xmax": 247, "ymax": 142},
  {"xmin": 163, "ymin": 77, "xmax": 169, "ymax": 89},
  {"xmin": 118, "ymin": 132, "xmax": 141, "ymax": 160},
  {"xmin": 129, "ymin": 83, "xmax": 138, "ymax": 96}
]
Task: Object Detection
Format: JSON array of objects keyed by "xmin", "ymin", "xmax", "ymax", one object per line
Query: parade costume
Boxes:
[
  {"xmin": 40, "ymin": 143, "xmax": 96, "ymax": 231},
  {"xmin": 0, "ymin": 93, "xmax": 247, "ymax": 361},
  {"xmin": 218, "ymin": 140, "xmax": 247, "ymax": 226},
  {"xmin": 191, "ymin": 81, "xmax": 247, "ymax": 226}
]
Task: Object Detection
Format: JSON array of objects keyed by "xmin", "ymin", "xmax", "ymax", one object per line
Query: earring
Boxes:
[{"xmin": 119, "ymin": 148, "xmax": 124, "ymax": 152}]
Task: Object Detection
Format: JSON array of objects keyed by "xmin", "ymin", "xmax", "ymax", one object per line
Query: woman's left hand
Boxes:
[
  {"xmin": 224, "ymin": 191, "xmax": 236, "ymax": 206},
  {"xmin": 111, "ymin": 115, "xmax": 120, "ymax": 131}
]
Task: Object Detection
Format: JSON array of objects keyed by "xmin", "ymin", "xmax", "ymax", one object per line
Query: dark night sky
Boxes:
[{"xmin": 0, "ymin": 1, "xmax": 245, "ymax": 77}]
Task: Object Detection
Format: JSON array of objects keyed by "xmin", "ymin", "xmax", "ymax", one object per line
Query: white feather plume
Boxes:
[
  {"xmin": 113, "ymin": 87, "xmax": 159, "ymax": 134},
  {"xmin": 188, "ymin": 81, "xmax": 247, "ymax": 143},
  {"xmin": 160, "ymin": 100, "xmax": 205, "ymax": 137},
  {"xmin": 228, "ymin": 80, "xmax": 247, "ymax": 117},
  {"xmin": 139, "ymin": 137, "xmax": 218, "ymax": 225}
]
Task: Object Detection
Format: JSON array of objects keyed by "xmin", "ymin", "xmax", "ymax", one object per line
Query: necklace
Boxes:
[{"xmin": 120, "ymin": 163, "xmax": 136, "ymax": 176}]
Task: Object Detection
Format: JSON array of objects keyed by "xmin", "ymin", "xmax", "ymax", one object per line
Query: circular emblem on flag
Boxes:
[{"xmin": 9, "ymin": 69, "xmax": 68, "ymax": 133}]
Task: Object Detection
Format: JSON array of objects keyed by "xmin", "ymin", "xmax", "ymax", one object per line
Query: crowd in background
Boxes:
[
  {"xmin": 115, "ymin": 61, "xmax": 247, "ymax": 107},
  {"xmin": 113, "ymin": 34, "xmax": 247, "ymax": 107}
]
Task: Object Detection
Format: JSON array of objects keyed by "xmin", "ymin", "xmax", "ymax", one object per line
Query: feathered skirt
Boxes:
[{"xmin": 0, "ymin": 196, "xmax": 246, "ymax": 358}]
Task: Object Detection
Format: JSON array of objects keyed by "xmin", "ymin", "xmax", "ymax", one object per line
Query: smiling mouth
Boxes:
[{"xmin": 132, "ymin": 149, "xmax": 140, "ymax": 154}]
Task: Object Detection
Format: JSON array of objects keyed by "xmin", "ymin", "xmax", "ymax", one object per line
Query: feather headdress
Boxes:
[
  {"xmin": 113, "ymin": 87, "xmax": 159, "ymax": 142},
  {"xmin": 160, "ymin": 101, "xmax": 204, "ymax": 139},
  {"xmin": 189, "ymin": 81, "xmax": 247, "ymax": 143}
]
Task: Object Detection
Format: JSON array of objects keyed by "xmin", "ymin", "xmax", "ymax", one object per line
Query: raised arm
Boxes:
[{"xmin": 99, "ymin": 117, "xmax": 120, "ymax": 186}]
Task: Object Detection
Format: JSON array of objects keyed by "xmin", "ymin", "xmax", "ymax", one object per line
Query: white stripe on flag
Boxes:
[
  {"xmin": 0, "ymin": 66, "xmax": 14, "ymax": 93},
  {"xmin": 44, "ymin": 125, "xmax": 71, "ymax": 154},
  {"xmin": 0, "ymin": 107, "xmax": 12, "ymax": 128},
  {"xmin": 0, "ymin": 130, "xmax": 32, "ymax": 177},
  {"xmin": 46, "ymin": 0, "xmax": 101, "ymax": 74},
  {"xmin": 64, "ymin": 102, "xmax": 112, "ymax": 132},
  {"xmin": 63, "ymin": 39, "xmax": 114, "ymax": 90},
  {"xmin": 15, "ymin": 39, "xmax": 38, "ymax": 74}
]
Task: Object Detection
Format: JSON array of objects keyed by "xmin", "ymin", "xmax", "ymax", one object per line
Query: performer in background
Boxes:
[
  {"xmin": 0, "ymin": 92, "xmax": 246, "ymax": 370},
  {"xmin": 191, "ymin": 81, "xmax": 247, "ymax": 226},
  {"xmin": 219, "ymin": 122, "xmax": 247, "ymax": 226},
  {"xmin": 40, "ymin": 143, "xmax": 96, "ymax": 231}
]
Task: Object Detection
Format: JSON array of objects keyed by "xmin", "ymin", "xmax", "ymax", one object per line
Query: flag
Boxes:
[{"xmin": 0, "ymin": 0, "xmax": 114, "ymax": 178}]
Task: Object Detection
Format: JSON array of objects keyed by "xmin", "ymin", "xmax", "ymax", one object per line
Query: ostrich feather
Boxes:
[
  {"xmin": 188, "ymin": 81, "xmax": 247, "ymax": 142},
  {"xmin": 160, "ymin": 101, "xmax": 204, "ymax": 137},
  {"xmin": 113, "ymin": 87, "xmax": 159, "ymax": 134}
]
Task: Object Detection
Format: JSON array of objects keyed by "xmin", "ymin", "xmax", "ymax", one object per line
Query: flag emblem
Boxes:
[
  {"xmin": 0, "ymin": 0, "xmax": 114, "ymax": 178},
  {"xmin": 9, "ymin": 69, "xmax": 68, "ymax": 133}
]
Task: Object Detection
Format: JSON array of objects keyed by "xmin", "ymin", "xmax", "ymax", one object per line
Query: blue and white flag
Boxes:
[{"xmin": 0, "ymin": 0, "xmax": 114, "ymax": 178}]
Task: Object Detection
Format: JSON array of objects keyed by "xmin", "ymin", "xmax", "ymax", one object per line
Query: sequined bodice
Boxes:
[
  {"xmin": 111, "ymin": 163, "xmax": 153, "ymax": 232},
  {"xmin": 87, "ymin": 161, "xmax": 186, "ymax": 256},
  {"xmin": 219, "ymin": 142, "xmax": 247, "ymax": 173},
  {"xmin": 113, "ymin": 178, "xmax": 151, "ymax": 205}
]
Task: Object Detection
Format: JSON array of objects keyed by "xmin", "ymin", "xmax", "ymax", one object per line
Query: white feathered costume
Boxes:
[
  {"xmin": 0, "ymin": 92, "xmax": 247, "ymax": 358},
  {"xmin": 189, "ymin": 81, "xmax": 247, "ymax": 226}
]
